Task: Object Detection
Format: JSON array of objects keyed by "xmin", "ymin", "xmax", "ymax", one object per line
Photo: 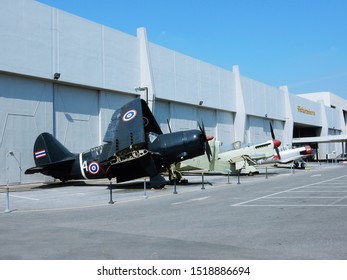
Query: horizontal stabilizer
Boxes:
[
  {"xmin": 25, "ymin": 158, "xmax": 76, "ymax": 175},
  {"xmin": 24, "ymin": 166, "xmax": 46, "ymax": 174}
]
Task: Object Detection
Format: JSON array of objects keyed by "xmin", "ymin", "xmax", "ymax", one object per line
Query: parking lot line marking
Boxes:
[
  {"xmin": 171, "ymin": 196, "xmax": 210, "ymax": 205},
  {"xmin": 329, "ymin": 195, "xmax": 347, "ymax": 205},
  {"xmin": 292, "ymin": 190, "xmax": 347, "ymax": 192},
  {"xmin": 6, "ymin": 194, "xmax": 39, "ymax": 201},
  {"xmin": 268, "ymin": 196, "xmax": 342, "ymax": 199},
  {"xmin": 231, "ymin": 175, "xmax": 347, "ymax": 207},
  {"xmin": 6, "ymin": 187, "xmax": 210, "ymax": 213},
  {"xmin": 302, "ymin": 185, "xmax": 347, "ymax": 189},
  {"xmin": 234, "ymin": 204, "xmax": 347, "ymax": 207}
]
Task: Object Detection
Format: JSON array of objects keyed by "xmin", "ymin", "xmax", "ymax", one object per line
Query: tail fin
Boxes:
[{"xmin": 32, "ymin": 133, "xmax": 75, "ymax": 166}]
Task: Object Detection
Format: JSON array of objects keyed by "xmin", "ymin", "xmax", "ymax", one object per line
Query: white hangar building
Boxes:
[{"xmin": 1, "ymin": 0, "xmax": 347, "ymax": 185}]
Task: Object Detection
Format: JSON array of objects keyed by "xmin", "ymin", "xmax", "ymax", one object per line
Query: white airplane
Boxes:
[
  {"xmin": 177, "ymin": 123, "xmax": 281, "ymax": 175},
  {"xmin": 256, "ymin": 145, "xmax": 313, "ymax": 168}
]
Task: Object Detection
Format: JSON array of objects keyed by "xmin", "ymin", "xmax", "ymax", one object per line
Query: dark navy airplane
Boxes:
[{"xmin": 25, "ymin": 98, "xmax": 213, "ymax": 186}]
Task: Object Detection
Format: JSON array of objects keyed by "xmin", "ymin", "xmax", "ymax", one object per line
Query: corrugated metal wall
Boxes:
[
  {"xmin": 0, "ymin": 74, "xmax": 53, "ymax": 184},
  {"xmin": 0, "ymin": 72, "xmax": 137, "ymax": 185}
]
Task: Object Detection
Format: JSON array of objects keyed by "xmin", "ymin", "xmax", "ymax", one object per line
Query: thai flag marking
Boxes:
[{"xmin": 35, "ymin": 150, "xmax": 46, "ymax": 159}]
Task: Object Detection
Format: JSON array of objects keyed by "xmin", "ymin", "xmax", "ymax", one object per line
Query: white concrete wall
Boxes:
[
  {"xmin": 150, "ymin": 43, "xmax": 236, "ymax": 112},
  {"xmin": 241, "ymin": 76, "xmax": 285, "ymax": 120},
  {"xmin": 0, "ymin": 0, "xmax": 140, "ymax": 93},
  {"xmin": 290, "ymin": 94, "xmax": 322, "ymax": 126},
  {"xmin": 1, "ymin": 0, "xmax": 347, "ymax": 184}
]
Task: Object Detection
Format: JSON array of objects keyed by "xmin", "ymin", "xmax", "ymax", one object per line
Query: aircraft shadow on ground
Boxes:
[
  {"xmin": 36, "ymin": 181, "xmax": 90, "ymax": 189},
  {"xmin": 33, "ymin": 169, "xmax": 283, "ymax": 190},
  {"xmin": 35, "ymin": 178, "xmax": 214, "ymax": 190}
]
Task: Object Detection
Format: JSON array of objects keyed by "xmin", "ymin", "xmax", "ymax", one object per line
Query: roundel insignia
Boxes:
[
  {"xmin": 143, "ymin": 117, "xmax": 149, "ymax": 127},
  {"xmin": 88, "ymin": 161, "xmax": 100, "ymax": 174},
  {"xmin": 122, "ymin": 109, "xmax": 137, "ymax": 122}
]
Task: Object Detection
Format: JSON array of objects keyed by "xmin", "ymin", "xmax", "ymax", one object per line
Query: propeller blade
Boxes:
[
  {"xmin": 198, "ymin": 121, "xmax": 206, "ymax": 139},
  {"xmin": 270, "ymin": 123, "xmax": 281, "ymax": 159},
  {"xmin": 166, "ymin": 119, "xmax": 172, "ymax": 133},
  {"xmin": 275, "ymin": 146, "xmax": 281, "ymax": 160},
  {"xmin": 270, "ymin": 122, "xmax": 275, "ymax": 140},
  {"xmin": 206, "ymin": 143, "xmax": 212, "ymax": 162},
  {"xmin": 198, "ymin": 120, "xmax": 213, "ymax": 162}
]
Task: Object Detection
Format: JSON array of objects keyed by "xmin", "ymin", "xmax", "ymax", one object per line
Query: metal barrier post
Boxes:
[
  {"xmin": 143, "ymin": 177, "xmax": 148, "ymax": 199},
  {"xmin": 108, "ymin": 180, "xmax": 114, "ymax": 204},
  {"xmin": 173, "ymin": 179, "xmax": 178, "ymax": 194},
  {"xmin": 5, "ymin": 187, "xmax": 11, "ymax": 213},
  {"xmin": 225, "ymin": 169, "xmax": 231, "ymax": 184},
  {"xmin": 201, "ymin": 172, "xmax": 205, "ymax": 190}
]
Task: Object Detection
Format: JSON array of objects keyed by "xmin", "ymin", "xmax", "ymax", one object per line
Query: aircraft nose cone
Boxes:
[
  {"xmin": 273, "ymin": 139, "xmax": 281, "ymax": 147},
  {"xmin": 305, "ymin": 145, "xmax": 312, "ymax": 154}
]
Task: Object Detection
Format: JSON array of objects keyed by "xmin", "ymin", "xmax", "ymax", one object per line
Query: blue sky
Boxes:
[{"xmin": 38, "ymin": 0, "xmax": 347, "ymax": 99}]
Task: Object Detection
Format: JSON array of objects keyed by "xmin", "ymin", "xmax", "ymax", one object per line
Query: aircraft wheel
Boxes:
[
  {"xmin": 151, "ymin": 184, "xmax": 166, "ymax": 190},
  {"xmin": 169, "ymin": 171, "xmax": 182, "ymax": 183}
]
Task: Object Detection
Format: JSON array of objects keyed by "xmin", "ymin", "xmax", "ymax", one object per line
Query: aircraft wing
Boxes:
[
  {"xmin": 278, "ymin": 156, "xmax": 301, "ymax": 164},
  {"xmin": 249, "ymin": 153, "xmax": 267, "ymax": 160},
  {"xmin": 228, "ymin": 155, "xmax": 257, "ymax": 170},
  {"xmin": 102, "ymin": 98, "xmax": 162, "ymax": 160}
]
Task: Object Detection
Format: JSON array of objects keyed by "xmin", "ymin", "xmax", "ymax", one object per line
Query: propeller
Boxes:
[
  {"xmin": 198, "ymin": 121, "xmax": 214, "ymax": 162},
  {"xmin": 270, "ymin": 122, "xmax": 281, "ymax": 159},
  {"xmin": 166, "ymin": 119, "xmax": 172, "ymax": 133}
]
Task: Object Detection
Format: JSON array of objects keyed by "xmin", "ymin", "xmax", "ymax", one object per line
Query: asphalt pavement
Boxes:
[{"xmin": 1, "ymin": 162, "xmax": 347, "ymax": 260}]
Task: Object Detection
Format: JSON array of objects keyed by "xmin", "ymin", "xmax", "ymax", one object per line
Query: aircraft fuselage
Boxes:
[{"xmin": 31, "ymin": 130, "xmax": 208, "ymax": 183}]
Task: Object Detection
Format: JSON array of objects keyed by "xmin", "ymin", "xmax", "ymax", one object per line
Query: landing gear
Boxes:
[
  {"xmin": 294, "ymin": 161, "xmax": 306, "ymax": 169},
  {"xmin": 169, "ymin": 170, "xmax": 182, "ymax": 183},
  {"xmin": 168, "ymin": 164, "xmax": 182, "ymax": 183}
]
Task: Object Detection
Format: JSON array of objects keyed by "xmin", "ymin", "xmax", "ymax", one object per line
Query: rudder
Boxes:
[{"xmin": 33, "ymin": 133, "xmax": 75, "ymax": 166}]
